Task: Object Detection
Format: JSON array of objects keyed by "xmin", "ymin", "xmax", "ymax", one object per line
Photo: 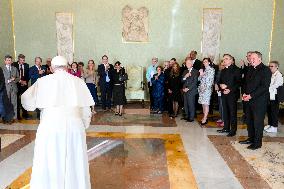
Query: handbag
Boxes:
[
  {"xmin": 119, "ymin": 73, "xmax": 128, "ymax": 82},
  {"xmin": 277, "ymin": 85, "xmax": 284, "ymax": 103}
]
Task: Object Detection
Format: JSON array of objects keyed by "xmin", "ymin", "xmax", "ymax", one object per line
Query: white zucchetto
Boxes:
[{"xmin": 51, "ymin": 56, "xmax": 68, "ymax": 66}]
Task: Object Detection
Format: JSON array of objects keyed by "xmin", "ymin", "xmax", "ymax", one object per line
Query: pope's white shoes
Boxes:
[{"xmin": 264, "ymin": 125, "xmax": 278, "ymax": 133}]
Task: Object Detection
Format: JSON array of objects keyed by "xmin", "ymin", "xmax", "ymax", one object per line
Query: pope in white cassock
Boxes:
[{"xmin": 21, "ymin": 56, "xmax": 94, "ymax": 189}]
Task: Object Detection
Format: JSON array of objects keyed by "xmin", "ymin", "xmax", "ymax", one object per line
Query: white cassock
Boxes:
[{"xmin": 21, "ymin": 70, "xmax": 94, "ymax": 189}]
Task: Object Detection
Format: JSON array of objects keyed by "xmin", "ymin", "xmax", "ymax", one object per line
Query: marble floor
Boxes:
[{"xmin": 0, "ymin": 111, "xmax": 283, "ymax": 189}]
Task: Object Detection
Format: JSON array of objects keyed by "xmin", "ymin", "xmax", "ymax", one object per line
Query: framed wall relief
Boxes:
[
  {"xmin": 202, "ymin": 9, "xmax": 222, "ymax": 64},
  {"xmin": 55, "ymin": 12, "xmax": 74, "ymax": 64},
  {"xmin": 122, "ymin": 5, "xmax": 149, "ymax": 43}
]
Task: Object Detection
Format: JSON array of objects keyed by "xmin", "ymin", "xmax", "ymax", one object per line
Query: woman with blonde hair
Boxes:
[{"xmin": 83, "ymin": 60, "xmax": 98, "ymax": 114}]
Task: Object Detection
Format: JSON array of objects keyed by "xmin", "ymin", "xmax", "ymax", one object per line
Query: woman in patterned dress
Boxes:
[{"xmin": 198, "ymin": 58, "xmax": 215, "ymax": 125}]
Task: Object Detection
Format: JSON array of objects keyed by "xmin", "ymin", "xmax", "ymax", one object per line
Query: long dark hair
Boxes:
[
  {"xmin": 201, "ymin": 58, "xmax": 213, "ymax": 69},
  {"xmin": 170, "ymin": 63, "xmax": 180, "ymax": 77}
]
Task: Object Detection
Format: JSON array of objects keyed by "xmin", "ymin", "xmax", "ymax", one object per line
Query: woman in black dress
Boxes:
[
  {"xmin": 168, "ymin": 63, "xmax": 182, "ymax": 118},
  {"xmin": 112, "ymin": 61, "xmax": 127, "ymax": 116}
]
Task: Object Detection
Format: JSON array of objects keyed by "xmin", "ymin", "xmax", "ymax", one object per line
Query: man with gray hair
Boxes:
[
  {"xmin": 21, "ymin": 56, "xmax": 94, "ymax": 189},
  {"xmin": 146, "ymin": 57, "xmax": 158, "ymax": 110}
]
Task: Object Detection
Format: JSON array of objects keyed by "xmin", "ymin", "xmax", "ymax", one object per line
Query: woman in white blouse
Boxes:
[
  {"xmin": 265, "ymin": 61, "xmax": 283, "ymax": 133},
  {"xmin": 83, "ymin": 60, "xmax": 98, "ymax": 114}
]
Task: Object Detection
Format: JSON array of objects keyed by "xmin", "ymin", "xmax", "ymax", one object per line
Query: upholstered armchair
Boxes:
[{"xmin": 125, "ymin": 66, "xmax": 146, "ymax": 107}]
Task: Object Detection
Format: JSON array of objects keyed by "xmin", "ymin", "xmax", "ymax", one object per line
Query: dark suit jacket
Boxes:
[
  {"xmin": 97, "ymin": 63, "xmax": 114, "ymax": 86},
  {"xmin": 193, "ymin": 59, "xmax": 202, "ymax": 71},
  {"xmin": 218, "ymin": 64, "xmax": 241, "ymax": 97},
  {"xmin": 12, "ymin": 62, "xmax": 30, "ymax": 93},
  {"xmin": 244, "ymin": 63, "xmax": 271, "ymax": 103},
  {"xmin": 29, "ymin": 65, "xmax": 46, "ymax": 85},
  {"xmin": 181, "ymin": 68, "xmax": 199, "ymax": 95}
]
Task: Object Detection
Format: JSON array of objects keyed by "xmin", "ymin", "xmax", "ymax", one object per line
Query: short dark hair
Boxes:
[
  {"xmin": 115, "ymin": 61, "xmax": 121, "ymax": 66},
  {"xmin": 18, "ymin": 54, "xmax": 25, "ymax": 59},
  {"xmin": 191, "ymin": 50, "xmax": 197, "ymax": 55},
  {"xmin": 203, "ymin": 58, "xmax": 213, "ymax": 65},
  {"xmin": 71, "ymin": 62, "xmax": 78, "ymax": 68},
  {"xmin": 156, "ymin": 65, "xmax": 163, "ymax": 71},
  {"xmin": 78, "ymin": 62, "xmax": 84, "ymax": 66},
  {"xmin": 252, "ymin": 51, "xmax": 262, "ymax": 60},
  {"xmin": 4, "ymin": 55, "xmax": 12, "ymax": 60},
  {"xmin": 269, "ymin": 60, "xmax": 279, "ymax": 67},
  {"xmin": 170, "ymin": 58, "xmax": 176, "ymax": 62},
  {"xmin": 102, "ymin": 55, "xmax": 108, "ymax": 60}
]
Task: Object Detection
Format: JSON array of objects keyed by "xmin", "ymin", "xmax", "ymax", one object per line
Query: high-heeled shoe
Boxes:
[
  {"xmin": 200, "ymin": 119, "xmax": 208, "ymax": 126},
  {"xmin": 119, "ymin": 113, "xmax": 123, "ymax": 116},
  {"xmin": 115, "ymin": 112, "xmax": 119, "ymax": 116}
]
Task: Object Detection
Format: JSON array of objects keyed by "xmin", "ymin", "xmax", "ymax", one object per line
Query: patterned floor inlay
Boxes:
[
  {"xmin": 91, "ymin": 112, "xmax": 177, "ymax": 127},
  {"xmin": 7, "ymin": 133, "xmax": 197, "ymax": 189},
  {"xmin": 209, "ymin": 135, "xmax": 284, "ymax": 189},
  {"xmin": 0, "ymin": 134, "xmax": 25, "ymax": 149},
  {"xmin": 0, "ymin": 130, "xmax": 35, "ymax": 162}
]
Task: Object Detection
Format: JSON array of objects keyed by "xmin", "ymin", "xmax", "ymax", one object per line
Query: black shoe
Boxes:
[
  {"xmin": 200, "ymin": 119, "xmax": 208, "ymax": 126},
  {"xmin": 217, "ymin": 129, "xmax": 230, "ymax": 133},
  {"xmin": 227, "ymin": 132, "xmax": 236, "ymax": 137},
  {"xmin": 187, "ymin": 119, "xmax": 194, "ymax": 122},
  {"xmin": 181, "ymin": 117, "xmax": 188, "ymax": 120},
  {"xmin": 23, "ymin": 116, "xmax": 31, "ymax": 120},
  {"xmin": 247, "ymin": 144, "xmax": 261, "ymax": 150},
  {"xmin": 17, "ymin": 116, "xmax": 23, "ymax": 120},
  {"xmin": 115, "ymin": 112, "xmax": 119, "ymax": 116},
  {"xmin": 239, "ymin": 139, "xmax": 253, "ymax": 144}
]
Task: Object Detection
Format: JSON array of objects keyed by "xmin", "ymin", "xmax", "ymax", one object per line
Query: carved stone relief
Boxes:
[
  {"xmin": 202, "ymin": 9, "xmax": 222, "ymax": 64},
  {"xmin": 56, "ymin": 13, "xmax": 73, "ymax": 64},
  {"xmin": 122, "ymin": 5, "xmax": 149, "ymax": 42}
]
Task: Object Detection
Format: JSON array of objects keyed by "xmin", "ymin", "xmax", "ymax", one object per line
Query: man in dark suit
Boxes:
[
  {"xmin": 240, "ymin": 51, "xmax": 253, "ymax": 122},
  {"xmin": 217, "ymin": 54, "xmax": 241, "ymax": 137},
  {"xmin": 98, "ymin": 55, "xmax": 114, "ymax": 110},
  {"xmin": 29, "ymin": 57, "xmax": 46, "ymax": 85},
  {"xmin": 181, "ymin": 57, "xmax": 199, "ymax": 122},
  {"xmin": 240, "ymin": 51, "xmax": 271, "ymax": 150},
  {"xmin": 180, "ymin": 50, "xmax": 202, "ymax": 75},
  {"xmin": 29, "ymin": 57, "xmax": 46, "ymax": 119},
  {"xmin": 12, "ymin": 54, "xmax": 30, "ymax": 120}
]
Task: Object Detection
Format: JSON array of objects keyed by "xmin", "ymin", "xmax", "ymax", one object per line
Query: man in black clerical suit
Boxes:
[
  {"xmin": 239, "ymin": 51, "xmax": 271, "ymax": 150},
  {"xmin": 217, "ymin": 54, "xmax": 241, "ymax": 137},
  {"xmin": 98, "ymin": 55, "xmax": 114, "ymax": 110},
  {"xmin": 240, "ymin": 51, "xmax": 253, "ymax": 122},
  {"xmin": 12, "ymin": 54, "xmax": 30, "ymax": 120}
]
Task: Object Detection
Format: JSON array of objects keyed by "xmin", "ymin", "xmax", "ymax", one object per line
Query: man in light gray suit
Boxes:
[
  {"xmin": 181, "ymin": 57, "xmax": 199, "ymax": 122},
  {"xmin": 2, "ymin": 55, "xmax": 20, "ymax": 120}
]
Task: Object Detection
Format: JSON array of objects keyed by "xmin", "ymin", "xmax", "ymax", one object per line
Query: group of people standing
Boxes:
[
  {"xmin": 0, "ymin": 54, "xmax": 49, "ymax": 122},
  {"xmin": 0, "ymin": 54, "xmax": 129, "ymax": 123},
  {"xmin": 146, "ymin": 50, "xmax": 283, "ymax": 150},
  {"xmin": 146, "ymin": 51, "xmax": 216, "ymax": 125}
]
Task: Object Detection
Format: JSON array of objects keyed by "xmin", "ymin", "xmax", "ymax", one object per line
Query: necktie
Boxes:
[{"xmin": 20, "ymin": 65, "xmax": 23, "ymax": 79}]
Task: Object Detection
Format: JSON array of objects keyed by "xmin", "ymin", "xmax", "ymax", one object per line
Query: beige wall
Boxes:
[
  {"xmin": 271, "ymin": 0, "xmax": 284, "ymax": 73},
  {"xmin": 10, "ymin": 0, "xmax": 274, "ymax": 67},
  {"xmin": 0, "ymin": 0, "xmax": 13, "ymax": 62}
]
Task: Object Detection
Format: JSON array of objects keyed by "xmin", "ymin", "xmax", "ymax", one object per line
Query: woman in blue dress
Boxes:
[{"xmin": 151, "ymin": 66, "xmax": 165, "ymax": 114}]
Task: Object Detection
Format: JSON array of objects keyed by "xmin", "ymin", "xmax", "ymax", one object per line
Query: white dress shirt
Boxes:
[{"xmin": 269, "ymin": 70, "xmax": 283, "ymax": 100}]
